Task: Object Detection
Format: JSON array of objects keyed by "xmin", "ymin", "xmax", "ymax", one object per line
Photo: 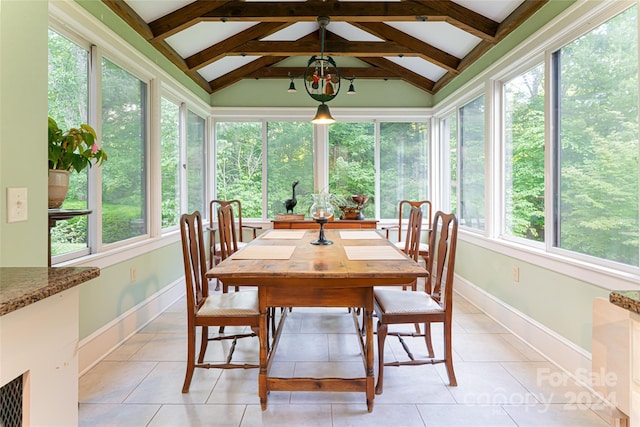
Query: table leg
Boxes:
[
  {"xmin": 259, "ymin": 288, "xmax": 268, "ymax": 410},
  {"xmin": 365, "ymin": 289, "xmax": 374, "ymax": 412}
]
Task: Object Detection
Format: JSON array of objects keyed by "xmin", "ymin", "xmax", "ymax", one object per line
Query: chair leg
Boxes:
[
  {"xmin": 375, "ymin": 321, "xmax": 388, "ymax": 395},
  {"xmin": 424, "ymin": 321, "xmax": 435, "ymax": 358},
  {"xmin": 444, "ymin": 320, "xmax": 457, "ymax": 386},
  {"xmin": 197, "ymin": 326, "xmax": 208, "ymax": 363},
  {"xmin": 182, "ymin": 326, "xmax": 196, "ymax": 393}
]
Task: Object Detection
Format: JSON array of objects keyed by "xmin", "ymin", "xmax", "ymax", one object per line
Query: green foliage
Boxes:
[{"xmin": 48, "ymin": 116, "xmax": 108, "ymax": 172}]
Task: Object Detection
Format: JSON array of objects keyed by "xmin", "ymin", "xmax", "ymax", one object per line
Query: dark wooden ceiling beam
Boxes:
[
  {"xmin": 147, "ymin": 1, "xmax": 231, "ymax": 41},
  {"xmin": 360, "ymin": 57, "xmax": 435, "ymax": 93},
  {"xmin": 352, "ymin": 22, "xmax": 460, "ymax": 74},
  {"xmin": 246, "ymin": 67, "xmax": 392, "ymax": 80},
  {"xmin": 102, "ymin": 0, "xmax": 154, "ymax": 40},
  {"xmin": 228, "ymin": 40, "xmax": 418, "ymax": 57},
  {"xmin": 209, "ymin": 56, "xmax": 287, "ymax": 92},
  {"xmin": 185, "ymin": 22, "xmax": 293, "ymax": 70},
  {"xmin": 200, "ymin": 1, "xmax": 498, "ymax": 41}
]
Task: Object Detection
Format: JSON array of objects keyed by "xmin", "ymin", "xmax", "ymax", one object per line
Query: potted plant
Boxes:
[{"xmin": 48, "ymin": 117, "xmax": 107, "ymax": 208}]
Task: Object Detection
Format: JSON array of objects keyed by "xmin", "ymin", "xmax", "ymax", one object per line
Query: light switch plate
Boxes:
[{"xmin": 7, "ymin": 187, "xmax": 28, "ymax": 223}]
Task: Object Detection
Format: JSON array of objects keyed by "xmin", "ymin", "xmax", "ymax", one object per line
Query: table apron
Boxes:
[{"xmin": 263, "ymin": 286, "xmax": 373, "ymax": 308}]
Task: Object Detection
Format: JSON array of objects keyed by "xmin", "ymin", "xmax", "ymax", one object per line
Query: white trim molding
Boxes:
[{"xmin": 454, "ymin": 274, "xmax": 592, "ymax": 380}]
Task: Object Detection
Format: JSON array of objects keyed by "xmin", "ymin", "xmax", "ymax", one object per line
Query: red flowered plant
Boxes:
[{"xmin": 48, "ymin": 117, "xmax": 107, "ymax": 172}]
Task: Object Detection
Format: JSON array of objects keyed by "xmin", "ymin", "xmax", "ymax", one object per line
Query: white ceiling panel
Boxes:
[
  {"xmin": 385, "ymin": 56, "xmax": 448, "ymax": 82},
  {"xmin": 167, "ymin": 22, "xmax": 260, "ymax": 58},
  {"xmin": 198, "ymin": 56, "xmax": 262, "ymax": 81},
  {"xmin": 386, "ymin": 21, "xmax": 481, "ymax": 58}
]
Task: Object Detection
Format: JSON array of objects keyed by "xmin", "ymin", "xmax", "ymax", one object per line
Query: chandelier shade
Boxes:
[{"xmin": 311, "ymin": 103, "xmax": 335, "ymax": 124}]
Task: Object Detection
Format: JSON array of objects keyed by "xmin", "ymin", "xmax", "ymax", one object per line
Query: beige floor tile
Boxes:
[
  {"xmin": 499, "ymin": 334, "xmax": 547, "ymax": 362},
  {"xmin": 375, "ymin": 364, "xmax": 456, "ymax": 405},
  {"xmin": 438, "ymin": 361, "xmax": 536, "ymax": 405},
  {"xmin": 332, "ymin": 404, "xmax": 426, "ymax": 427},
  {"xmin": 139, "ymin": 311, "xmax": 187, "ymax": 334},
  {"xmin": 500, "ymin": 361, "xmax": 607, "ymax": 405},
  {"xmin": 104, "ymin": 333, "xmax": 157, "ymax": 361},
  {"xmin": 452, "ymin": 332, "xmax": 531, "ymax": 362},
  {"xmin": 147, "ymin": 403, "xmax": 246, "ymax": 426},
  {"xmin": 417, "ymin": 404, "xmax": 517, "ymax": 427},
  {"xmin": 455, "ymin": 312, "xmax": 510, "ymax": 334},
  {"xmin": 273, "ymin": 333, "xmax": 330, "ymax": 362},
  {"xmin": 78, "ymin": 403, "xmax": 160, "ymax": 426},
  {"xmin": 207, "ymin": 367, "xmax": 263, "ymax": 405},
  {"xmin": 129, "ymin": 334, "xmax": 188, "ymax": 362},
  {"xmin": 241, "ymin": 404, "xmax": 333, "ymax": 427},
  {"xmin": 124, "ymin": 361, "xmax": 220, "ymax": 404},
  {"xmin": 502, "ymin": 403, "xmax": 609, "ymax": 426},
  {"xmin": 79, "ymin": 361, "xmax": 157, "ymax": 403}
]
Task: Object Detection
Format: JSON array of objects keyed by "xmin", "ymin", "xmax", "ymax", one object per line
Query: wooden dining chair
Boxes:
[
  {"xmin": 217, "ymin": 203, "xmax": 244, "ymax": 293},
  {"xmin": 374, "ymin": 210, "xmax": 459, "ymax": 395},
  {"xmin": 382, "ymin": 199, "xmax": 432, "ymax": 270},
  {"xmin": 208, "ymin": 199, "xmax": 262, "ymax": 289},
  {"xmin": 179, "ymin": 211, "xmax": 259, "ymax": 393}
]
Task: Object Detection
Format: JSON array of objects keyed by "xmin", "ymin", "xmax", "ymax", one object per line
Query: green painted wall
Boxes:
[
  {"xmin": 78, "ymin": 244, "xmax": 183, "ymax": 340},
  {"xmin": 0, "ymin": 0, "xmax": 49, "ymax": 267},
  {"xmin": 456, "ymin": 241, "xmax": 610, "ymax": 352}
]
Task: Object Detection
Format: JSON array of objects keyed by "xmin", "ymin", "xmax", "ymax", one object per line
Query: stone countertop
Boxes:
[
  {"xmin": 0, "ymin": 267, "xmax": 100, "ymax": 317},
  {"xmin": 610, "ymin": 290, "xmax": 640, "ymax": 315}
]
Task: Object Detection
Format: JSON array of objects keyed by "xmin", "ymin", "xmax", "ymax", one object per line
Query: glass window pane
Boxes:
[
  {"xmin": 186, "ymin": 110, "xmax": 205, "ymax": 214},
  {"xmin": 329, "ymin": 122, "xmax": 375, "ymax": 219},
  {"xmin": 555, "ymin": 7, "xmax": 638, "ymax": 265},
  {"xmin": 379, "ymin": 122, "xmax": 429, "ymax": 220},
  {"xmin": 504, "ymin": 64, "xmax": 545, "ymax": 242},
  {"xmin": 459, "ymin": 96, "xmax": 485, "ymax": 230},
  {"xmin": 48, "ymin": 29, "xmax": 90, "ymax": 256},
  {"xmin": 267, "ymin": 122, "xmax": 314, "ymax": 218},
  {"xmin": 215, "ymin": 122, "xmax": 263, "ymax": 218},
  {"xmin": 161, "ymin": 98, "xmax": 180, "ymax": 228},
  {"xmin": 101, "ymin": 58, "xmax": 147, "ymax": 244},
  {"xmin": 444, "ymin": 113, "xmax": 458, "ymax": 214}
]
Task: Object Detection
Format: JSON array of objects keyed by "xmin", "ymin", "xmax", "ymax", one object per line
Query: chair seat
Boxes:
[
  {"xmin": 213, "ymin": 241, "xmax": 248, "ymax": 253},
  {"xmin": 394, "ymin": 241, "xmax": 429, "ymax": 255},
  {"xmin": 198, "ymin": 290, "xmax": 259, "ymax": 317},
  {"xmin": 374, "ymin": 288, "xmax": 443, "ymax": 315}
]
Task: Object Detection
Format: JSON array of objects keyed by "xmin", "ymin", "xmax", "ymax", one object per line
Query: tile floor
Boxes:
[{"xmin": 79, "ymin": 291, "xmax": 611, "ymax": 426}]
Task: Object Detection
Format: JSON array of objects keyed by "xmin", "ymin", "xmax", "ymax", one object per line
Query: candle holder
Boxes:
[{"xmin": 310, "ymin": 192, "xmax": 334, "ymax": 245}]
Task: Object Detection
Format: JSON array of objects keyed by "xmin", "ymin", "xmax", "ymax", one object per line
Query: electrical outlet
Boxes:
[
  {"xmin": 513, "ymin": 266, "xmax": 520, "ymax": 282},
  {"xmin": 7, "ymin": 187, "xmax": 28, "ymax": 223},
  {"xmin": 130, "ymin": 267, "xmax": 137, "ymax": 283}
]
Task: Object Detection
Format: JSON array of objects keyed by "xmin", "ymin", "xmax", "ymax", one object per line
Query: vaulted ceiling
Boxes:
[{"xmin": 103, "ymin": 0, "xmax": 549, "ymax": 95}]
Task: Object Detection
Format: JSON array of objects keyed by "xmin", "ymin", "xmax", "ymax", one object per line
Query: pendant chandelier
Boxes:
[{"xmin": 287, "ymin": 16, "xmax": 355, "ymax": 124}]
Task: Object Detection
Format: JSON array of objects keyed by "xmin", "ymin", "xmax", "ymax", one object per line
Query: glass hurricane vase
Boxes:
[{"xmin": 310, "ymin": 193, "xmax": 334, "ymax": 245}]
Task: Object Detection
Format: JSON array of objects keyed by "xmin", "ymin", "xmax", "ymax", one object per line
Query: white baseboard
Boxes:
[
  {"xmin": 78, "ymin": 279, "xmax": 185, "ymax": 375},
  {"xmin": 454, "ymin": 275, "xmax": 592, "ymax": 379}
]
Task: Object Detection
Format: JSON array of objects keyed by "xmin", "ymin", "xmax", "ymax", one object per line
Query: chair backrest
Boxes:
[
  {"xmin": 425, "ymin": 211, "xmax": 458, "ymax": 311},
  {"xmin": 397, "ymin": 200, "xmax": 432, "ymax": 242},
  {"xmin": 210, "ymin": 199, "xmax": 245, "ymax": 242},
  {"xmin": 217, "ymin": 203, "xmax": 239, "ymax": 260},
  {"xmin": 180, "ymin": 211, "xmax": 208, "ymax": 315},
  {"xmin": 404, "ymin": 206, "xmax": 423, "ymax": 261}
]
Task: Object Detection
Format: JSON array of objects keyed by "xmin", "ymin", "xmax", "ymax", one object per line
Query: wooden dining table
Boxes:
[{"xmin": 205, "ymin": 228, "xmax": 428, "ymax": 412}]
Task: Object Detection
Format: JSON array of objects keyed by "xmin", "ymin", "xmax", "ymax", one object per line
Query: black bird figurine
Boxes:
[{"xmin": 284, "ymin": 181, "xmax": 299, "ymax": 214}]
